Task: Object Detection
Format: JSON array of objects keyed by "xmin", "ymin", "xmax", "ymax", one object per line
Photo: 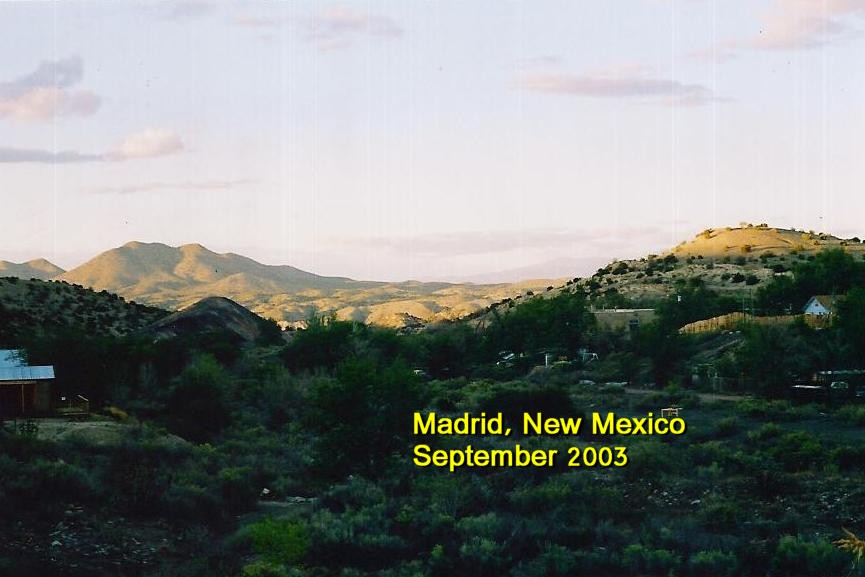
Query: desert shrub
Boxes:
[
  {"xmin": 511, "ymin": 544, "xmax": 577, "ymax": 577},
  {"xmin": 240, "ymin": 561, "xmax": 292, "ymax": 577},
  {"xmin": 688, "ymin": 549, "xmax": 738, "ymax": 577},
  {"xmin": 476, "ymin": 383, "xmax": 580, "ymax": 434},
  {"xmin": 220, "ymin": 466, "xmax": 260, "ymax": 512},
  {"xmin": 246, "ymin": 517, "xmax": 310, "ymax": 566},
  {"xmin": 107, "ymin": 442, "xmax": 176, "ymax": 514},
  {"xmin": 459, "ymin": 536, "xmax": 508, "ymax": 573},
  {"xmin": 509, "ymin": 477, "xmax": 573, "ymax": 513},
  {"xmin": 103, "ymin": 405, "xmax": 130, "ymax": 421},
  {"xmin": 830, "ymin": 445, "xmax": 865, "ymax": 471},
  {"xmin": 765, "ymin": 431, "xmax": 824, "ymax": 472},
  {"xmin": 307, "ymin": 359, "xmax": 421, "ymax": 478},
  {"xmin": 837, "ymin": 405, "xmax": 865, "ymax": 426},
  {"xmin": 747, "ymin": 422, "xmax": 784, "ymax": 442},
  {"xmin": 167, "ymin": 354, "xmax": 232, "ymax": 442},
  {"xmin": 456, "ymin": 512, "xmax": 507, "ymax": 541},
  {"xmin": 163, "ymin": 480, "xmax": 222, "ymax": 523},
  {"xmin": 771, "ymin": 535, "xmax": 847, "ymax": 576},
  {"xmin": 697, "ymin": 498, "xmax": 741, "ymax": 533},
  {"xmin": 322, "ymin": 476, "xmax": 386, "ymax": 510},
  {"xmin": 621, "ymin": 440, "xmax": 677, "ymax": 481},
  {"xmin": 712, "ymin": 416, "xmax": 741, "ymax": 438},
  {"xmin": 737, "ymin": 399, "xmax": 800, "ymax": 421},
  {"xmin": 622, "ymin": 543, "xmax": 681, "ymax": 576}
]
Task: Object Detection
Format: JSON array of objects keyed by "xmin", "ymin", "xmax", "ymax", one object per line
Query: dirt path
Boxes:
[
  {"xmin": 3, "ymin": 417, "xmax": 188, "ymax": 448},
  {"xmin": 623, "ymin": 387, "xmax": 748, "ymax": 403}
]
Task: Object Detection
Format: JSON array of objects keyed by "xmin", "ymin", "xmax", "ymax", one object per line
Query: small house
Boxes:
[
  {"xmin": 803, "ymin": 295, "xmax": 839, "ymax": 316},
  {"xmin": 0, "ymin": 349, "xmax": 55, "ymax": 418},
  {"xmin": 592, "ymin": 308, "xmax": 656, "ymax": 332}
]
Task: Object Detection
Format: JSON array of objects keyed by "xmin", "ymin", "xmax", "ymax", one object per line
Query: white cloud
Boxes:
[
  {"xmin": 0, "ymin": 128, "xmax": 184, "ymax": 164},
  {"xmin": 230, "ymin": 7, "xmax": 402, "ymax": 50},
  {"xmin": 150, "ymin": 1, "xmax": 217, "ymax": 21},
  {"xmin": 233, "ymin": 14, "xmax": 282, "ymax": 29},
  {"xmin": 694, "ymin": 0, "xmax": 865, "ymax": 59},
  {"xmin": 92, "ymin": 178, "xmax": 256, "ymax": 195},
  {"xmin": 0, "ymin": 147, "xmax": 101, "ymax": 164},
  {"xmin": 108, "ymin": 129, "xmax": 184, "ymax": 161},
  {"xmin": 307, "ymin": 7, "xmax": 402, "ymax": 51},
  {"xmin": 0, "ymin": 56, "xmax": 100, "ymax": 121},
  {"xmin": 750, "ymin": 0, "xmax": 865, "ymax": 50},
  {"xmin": 517, "ymin": 66, "xmax": 722, "ymax": 106}
]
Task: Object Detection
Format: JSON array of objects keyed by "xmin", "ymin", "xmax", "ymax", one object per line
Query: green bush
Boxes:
[
  {"xmin": 765, "ymin": 431, "xmax": 824, "ymax": 472},
  {"xmin": 247, "ymin": 517, "xmax": 310, "ymax": 566},
  {"xmin": 712, "ymin": 416, "xmax": 741, "ymax": 438},
  {"xmin": 220, "ymin": 466, "xmax": 260, "ymax": 512},
  {"xmin": 511, "ymin": 544, "xmax": 577, "ymax": 577},
  {"xmin": 837, "ymin": 405, "xmax": 865, "ymax": 426},
  {"xmin": 688, "ymin": 550, "xmax": 738, "ymax": 577},
  {"xmin": 771, "ymin": 535, "xmax": 847, "ymax": 576},
  {"xmin": 459, "ymin": 536, "xmax": 508, "ymax": 571},
  {"xmin": 831, "ymin": 445, "xmax": 865, "ymax": 471},
  {"xmin": 167, "ymin": 354, "xmax": 232, "ymax": 442},
  {"xmin": 240, "ymin": 561, "xmax": 291, "ymax": 577},
  {"xmin": 476, "ymin": 383, "xmax": 580, "ymax": 434},
  {"xmin": 621, "ymin": 543, "xmax": 681, "ymax": 575},
  {"xmin": 697, "ymin": 498, "xmax": 741, "ymax": 533}
]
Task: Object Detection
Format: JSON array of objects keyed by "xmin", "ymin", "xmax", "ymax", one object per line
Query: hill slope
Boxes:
[
  {"xmin": 0, "ymin": 277, "xmax": 167, "ymax": 341},
  {"xmin": 668, "ymin": 225, "xmax": 865, "ymax": 258},
  {"xmin": 53, "ymin": 242, "xmax": 557, "ymax": 328},
  {"xmin": 144, "ymin": 296, "xmax": 273, "ymax": 342},
  {"xmin": 0, "ymin": 258, "xmax": 65, "ymax": 280},
  {"xmin": 573, "ymin": 226, "xmax": 864, "ymax": 304},
  {"xmin": 472, "ymin": 225, "xmax": 865, "ymax": 326}
]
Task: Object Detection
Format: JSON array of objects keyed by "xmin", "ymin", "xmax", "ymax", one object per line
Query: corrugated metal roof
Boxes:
[
  {"xmin": 0, "ymin": 365, "xmax": 55, "ymax": 381},
  {"xmin": 0, "ymin": 349, "xmax": 25, "ymax": 368}
]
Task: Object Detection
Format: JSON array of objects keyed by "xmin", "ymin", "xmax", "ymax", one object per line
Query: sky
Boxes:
[{"xmin": 2, "ymin": 0, "xmax": 865, "ymax": 283}]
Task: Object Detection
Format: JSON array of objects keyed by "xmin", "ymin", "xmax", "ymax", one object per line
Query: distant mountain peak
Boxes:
[
  {"xmin": 0, "ymin": 258, "xmax": 65, "ymax": 280},
  {"xmin": 179, "ymin": 242, "xmax": 209, "ymax": 252}
]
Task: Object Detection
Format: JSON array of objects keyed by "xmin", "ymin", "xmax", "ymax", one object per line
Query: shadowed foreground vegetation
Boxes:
[{"xmin": 1, "ymin": 263, "xmax": 864, "ymax": 576}]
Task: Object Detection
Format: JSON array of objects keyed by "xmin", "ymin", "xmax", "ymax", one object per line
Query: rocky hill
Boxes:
[
  {"xmin": 667, "ymin": 224, "xmax": 865, "ymax": 259},
  {"xmin": 144, "ymin": 296, "xmax": 275, "ymax": 342},
  {"xmin": 0, "ymin": 277, "xmax": 167, "ymax": 341},
  {"xmin": 471, "ymin": 225, "xmax": 865, "ymax": 325},
  {"xmin": 579, "ymin": 225, "xmax": 865, "ymax": 304}
]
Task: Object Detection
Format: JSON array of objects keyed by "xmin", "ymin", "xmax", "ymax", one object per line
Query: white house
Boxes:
[{"xmin": 803, "ymin": 295, "xmax": 839, "ymax": 316}]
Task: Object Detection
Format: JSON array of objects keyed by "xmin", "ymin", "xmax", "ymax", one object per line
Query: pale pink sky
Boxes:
[{"xmin": 2, "ymin": 1, "xmax": 864, "ymax": 282}]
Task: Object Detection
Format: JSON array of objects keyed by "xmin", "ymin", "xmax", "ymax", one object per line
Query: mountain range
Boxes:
[
  {"xmin": 2, "ymin": 241, "xmax": 559, "ymax": 328},
  {"xmin": 3, "ymin": 225, "xmax": 863, "ymax": 328}
]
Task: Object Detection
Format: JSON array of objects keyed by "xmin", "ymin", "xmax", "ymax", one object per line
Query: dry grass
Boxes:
[{"xmin": 835, "ymin": 528, "xmax": 865, "ymax": 566}]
